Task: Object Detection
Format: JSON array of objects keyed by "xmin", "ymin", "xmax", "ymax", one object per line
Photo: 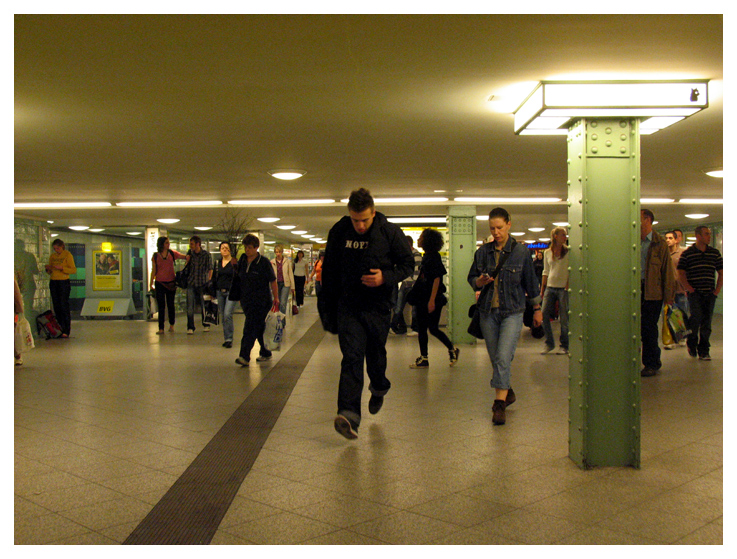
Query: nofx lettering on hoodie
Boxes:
[{"xmin": 345, "ymin": 239, "xmax": 369, "ymax": 250}]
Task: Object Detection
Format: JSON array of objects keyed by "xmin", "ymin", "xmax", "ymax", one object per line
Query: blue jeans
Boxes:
[
  {"xmin": 216, "ymin": 290, "xmax": 237, "ymax": 342},
  {"xmin": 277, "ymin": 282, "xmax": 291, "ymax": 315},
  {"xmin": 541, "ymin": 287, "xmax": 568, "ymax": 350},
  {"xmin": 186, "ymin": 284, "xmax": 208, "ymax": 330},
  {"xmin": 479, "ymin": 309, "xmax": 524, "ymax": 390}
]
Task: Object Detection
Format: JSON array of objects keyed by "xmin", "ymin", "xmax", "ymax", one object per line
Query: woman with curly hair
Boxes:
[{"xmin": 409, "ymin": 228, "xmax": 460, "ymax": 369}]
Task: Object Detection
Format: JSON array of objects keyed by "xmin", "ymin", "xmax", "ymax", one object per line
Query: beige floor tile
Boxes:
[
  {"xmin": 244, "ymin": 480, "xmax": 338, "ymax": 511},
  {"xmin": 218, "ymin": 496, "xmax": 283, "ymax": 528},
  {"xmin": 409, "ymin": 492, "xmax": 515, "ymax": 527},
  {"xmin": 291, "ymin": 494, "xmax": 400, "ymax": 528},
  {"xmin": 556, "ymin": 525, "xmax": 661, "ymax": 545},
  {"xmin": 349, "ymin": 510, "xmax": 461, "ymax": 544},
  {"xmin": 300, "ymin": 529, "xmax": 386, "ymax": 544},
  {"xmin": 675, "ymin": 522, "xmax": 723, "ymax": 545},
  {"xmin": 222, "ymin": 511, "xmax": 338, "ymax": 544},
  {"xmin": 598, "ymin": 507, "xmax": 711, "ymax": 544},
  {"xmin": 22, "ymin": 482, "xmax": 126, "ymax": 513},
  {"xmin": 638, "ymin": 489, "xmax": 722, "ymax": 523},
  {"xmin": 428, "ymin": 526, "xmax": 524, "ymax": 545},
  {"xmin": 14, "ymin": 512, "xmax": 90, "ymax": 545},
  {"xmin": 57, "ymin": 496, "xmax": 153, "ymax": 532},
  {"xmin": 474, "ymin": 509, "xmax": 588, "ymax": 544},
  {"xmin": 51, "ymin": 531, "xmax": 120, "ymax": 544},
  {"xmin": 96, "ymin": 469, "xmax": 179, "ymax": 497}
]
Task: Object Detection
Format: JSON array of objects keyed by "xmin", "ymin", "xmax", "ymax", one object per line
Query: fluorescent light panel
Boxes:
[
  {"xmin": 640, "ymin": 198, "xmax": 674, "ymax": 204},
  {"xmin": 514, "ymin": 81, "xmax": 708, "ymax": 135},
  {"xmin": 679, "ymin": 199, "xmax": 723, "ymax": 204},
  {"xmin": 117, "ymin": 201, "xmax": 222, "ymax": 207},
  {"xmin": 388, "ymin": 217, "xmax": 447, "ymax": 224},
  {"xmin": 229, "ymin": 199, "xmax": 334, "ymax": 205},
  {"xmin": 15, "ymin": 202, "xmax": 112, "ymax": 209},
  {"xmin": 465, "ymin": 198, "xmax": 562, "ymax": 205}
]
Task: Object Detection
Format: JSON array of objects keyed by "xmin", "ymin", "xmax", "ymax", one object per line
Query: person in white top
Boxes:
[
  {"xmin": 292, "ymin": 250, "xmax": 310, "ymax": 307},
  {"xmin": 540, "ymin": 227, "xmax": 569, "ymax": 355},
  {"xmin": 271, "ymin": 245, "xmax": 295, "ymax": 315}
]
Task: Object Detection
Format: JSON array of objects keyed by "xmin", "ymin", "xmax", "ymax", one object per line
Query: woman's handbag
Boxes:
[
  {"xmin": 292, "ymin": 304, "xmax": 299, "ymax": 315},
  {"xmin": 467, "ymin": 304, "xmax": 483, "ymax": 339},
  {"xmin": 405, "ymin": 277, "xmax": 426, "ymax": 306},
  {"xmin": 175, "ymin": 262, "xmax": 191, "ymax": 289}
]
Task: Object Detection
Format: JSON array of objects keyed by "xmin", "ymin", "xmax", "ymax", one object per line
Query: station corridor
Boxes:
[{"xmin": 14, "ymin": 301, "xmax": 723, "ymax": 545}]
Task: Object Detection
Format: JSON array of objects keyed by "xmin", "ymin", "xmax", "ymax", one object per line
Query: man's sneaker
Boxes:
[
  {"xmin": 664, "ymin": 343, "xmax": 677, "ymax": 350},
  {"xmin": 640, "ymin": 367, "xmax": 657, "ymax": 377},
  {"xmin": 410, "ymin": 356, "xmax": 429, "ymax": 369},
  {"xmin": 222, "ymin": 340, "xmax": 232, "ymax": 348},
  {"xmin": 368, "ymin": 394, "xmax": 384, "ymax": 415},
  {"xmin": 678, "ymin": 339, "xmax": 687, "ymax": 346},
  {"xmin": 492, "ymin": 399, "xmax": 507, "ymax": 425},
  {"xmin": 256, "ymin": 354, "xmax": 272, "ymax": 362},
  {"xmin": 505, "ymin": 387, "xmax": 516, "ymax": 406},
  {"xmin": 556, "ymin": 347, "xmax": 569, "ymax": 355},
  {"xmin": 187, "ymin": 329, "xmax": 194, "ymax": 335},
  {"xmin": 406, "ymin": 330, "xmax": 418, "ymax": 337},
  {"xmin": 687, "ymin": 346, "xmax": 698, "ymax": 358},
  {"xmin": 449, "ymin": 347, "xmax": 460, "ymax": 366},
  {"xmin": 203, "ymin": 325, "xmax": 210, "ymax": 332},
  {"xmin": 541, "ymin": 345, "xmax": 555, "ymax": 355},
  {"xmin": 235, "ymin": 356, "xmax": 249, "ymax": 366},
  {"xmin": 699, "ymin": 354, "xmax": 712, "ymax": 361},
  {"xmin": 334, "ymin": 415, "xmax": 358, "ymax": 440}
]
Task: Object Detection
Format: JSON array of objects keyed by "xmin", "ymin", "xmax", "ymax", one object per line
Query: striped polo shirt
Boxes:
[{"xmin": 677, "ymin": 244, "xmax": 723, "ymax": 294}]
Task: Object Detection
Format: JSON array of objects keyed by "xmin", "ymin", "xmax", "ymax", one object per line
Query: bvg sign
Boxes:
[{"xmin": 97, "ymin": 301, "xmax": 115, "ymax": 313}]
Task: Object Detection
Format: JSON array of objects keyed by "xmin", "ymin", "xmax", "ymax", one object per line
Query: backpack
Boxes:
[{"xmin": 36, "ymin": 310, "xmax": 63, "ymax": 339}]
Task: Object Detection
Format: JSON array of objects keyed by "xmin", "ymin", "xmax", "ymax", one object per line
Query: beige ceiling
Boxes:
[{"xmin": 14, "ymin": 14, "xmax": 723, "ymax": 244}]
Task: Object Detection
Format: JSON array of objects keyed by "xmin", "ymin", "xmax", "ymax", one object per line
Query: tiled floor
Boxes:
[{"xmin": 14, "ymin": 300, "xmax": 723, "ymax": 544}]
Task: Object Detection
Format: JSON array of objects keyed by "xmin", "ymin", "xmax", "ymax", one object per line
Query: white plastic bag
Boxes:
[
  {"xmin": 15, "ymin": 315, "xmax": 35, "ymax": 353},
  {"xmin": 264, "ymin": 311, "xmax": 286, "ymax": 351}
]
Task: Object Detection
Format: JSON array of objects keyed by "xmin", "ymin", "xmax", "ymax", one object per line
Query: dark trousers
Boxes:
[
  {"xmin": 336, "ymin": 304, "xmax": 392, "ymax": 427},
  {"xmin": 415, "ymin": 302, "xmax": 453, "ymax": 356},
  {"xmin": 294, "ymin": 275, "xmax": 306, "ymax": 306},
  {"xmin": 687, "ymin": 291, "xmax": 717, "ymax": 356},
  {"xmin": 154, "ymin": 281, "xmax": 176, "ymax": 329},
  {"xmin": 239, "ymin": 300, "xmax": 271, "ymax": 360},
  {"xmin": 49, "ymin": 279, "xmax": 72, "ymax": 335},
  {"xmin": 641, "ymin": 295, "xmax": 664, "ymax": 370}
]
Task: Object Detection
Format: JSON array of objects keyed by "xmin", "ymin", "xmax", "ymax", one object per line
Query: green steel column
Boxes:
[
  {"xmin": 567, "ymin": 118, "xmax": 641, "ymax": 468},
  {"xmin": 447, "ymin": 206, "xmax": 477, "ymax": 344}
]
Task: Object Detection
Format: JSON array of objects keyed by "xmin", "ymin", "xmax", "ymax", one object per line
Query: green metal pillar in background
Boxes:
[
  {"xmin": 567, "ymin": 118, "xmax": 641, "ymax": 468},
  {"xmin": 447, "ymin": 206, "xmax": 477, "ymax": 345}
]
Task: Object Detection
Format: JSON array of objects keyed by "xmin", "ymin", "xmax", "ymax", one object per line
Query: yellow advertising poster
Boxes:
[{"xmin": 93, "ymin": 250, "xmax": 122, "ymax": 291}]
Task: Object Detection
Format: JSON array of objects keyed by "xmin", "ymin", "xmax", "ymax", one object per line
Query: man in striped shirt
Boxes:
[{"xmin": 677, "ymin": 226, "xmax": 723, "ymax": 360}]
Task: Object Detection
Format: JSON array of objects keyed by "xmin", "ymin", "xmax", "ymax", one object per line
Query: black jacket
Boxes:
[{"xmin": 318, "ymin": 211, "xmax": 414, "ymax": 333}]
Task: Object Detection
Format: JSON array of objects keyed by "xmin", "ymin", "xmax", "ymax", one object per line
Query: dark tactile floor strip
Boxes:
[{"xmin": 124, "ymin": 319, "xmax": 326, "ymax": 545}]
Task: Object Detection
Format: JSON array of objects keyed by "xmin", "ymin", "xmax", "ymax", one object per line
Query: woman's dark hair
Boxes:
[
  {"xmin": 242, "ymin": 233, "xmax": 260, "ymax": 248},
  {"xmin": 219, "ymin": 241, "xmax": 232, "ymax": 252},
  {"xmin": 489, "ymin": 207, "xmax": 510, "ymax": 222},
  {"xmin": 295, "ymin": 250, "xmax": 304, "ymax": 262},
  {"xmin": 156, "ymin": 236, "xmax": 169, "ymax": 252},
  {"xmin": 421, "ymin": 228, "xmax": 444, "ymax": 253}
]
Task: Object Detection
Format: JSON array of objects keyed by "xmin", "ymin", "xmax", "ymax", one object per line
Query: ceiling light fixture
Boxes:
[
  {"xmin": 194, "ymin": 227, "xmax": 213, "ymax": 231},
  {"xmin": 388, "ymin": 217, "xmax": 448, "ymax": 224},
  {"xmin": 276, "ymin": 225, "xmax": 296, "ymax": 230},
  {"xmin": 461, "ymin": 197, "xmax": 562, "ymax": 204},
  {"xmin": 640, "ymin": 198, "xmax": 675, "ymax": 204},
  {"xmin": 257, "ymin": 217, "xmax": 281, "ymax": 223},
  {"xmin": 229, "ymin": 199, "xmax": 334, "ymax": 206},
  {"xmin": 552, "ymin": 222, "xmax": 570, "ymax": 227},
  {"xmin": 685, "ymin": 214, "xmax": 709, "ymax": 219},
  {"xmin": 88, "ymin": 229, "xmax": 105, "ymax": 233},
  {"xmin": 68, "ymin": 226, "xmax": 90, "ymax": 231},
  {"xmin": 15, "ymin": 202, "xmax": 112, "ymax": 209},
  {"xmin": 340, "ymin": 197, "xmax": 449, "ymax": 204},
  {"xmin": 704, "ymin": 168, "xmax": 723, "ymax": 178},
  {"xmin": 126, "ymin": 231, "xmax": 143, "ymax": 235},
  {"xmin": 511, "ymin": 232, "xmax": 526, "ymax": 236},
  {"xmin": 514, "ymin": 80, "xmax": 709, "ymax": 135},
  {"xmin": 678, "ymin": 199, "xmax": 723, "ymax": 204},
  {"xmin": 117, "ymin": 201, "xmax": 222, "ymax": 207},
  {"xmin": 268, "ymin": 170, "xmax": 305, "ymax": 180},
  {"xmin": 528, "ymin": 227, "xmax": 545, "ymax": 232},
  {"xmin": 291, "ymin": 230, "xmax": 307, "ymax": 235},
  {"xmin": 157, "ymin": 219, "xmax": 180, "ymax": 224}
]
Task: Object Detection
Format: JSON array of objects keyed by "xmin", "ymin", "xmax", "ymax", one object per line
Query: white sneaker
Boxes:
[
  {"xmin": 187, "ymin": 329, "xmax": 194, "ymax": 335},
  {"xmin": 556, "ymin": 347, "xmax": 569, "ymax": 355},
  {"xmin": 541, "ymin": 345, "xmax": 555, "ymax": 355},
  {"xmin": 15, "ymin": 357, "xmax": 22, "ymax": 366},
  {"xmin": 664, "ymin": 343, "xmax": 677, "ymax": 350},
  {"xmin": 203, "ymin": 325, "xmax": 210, "ymax": 332}
]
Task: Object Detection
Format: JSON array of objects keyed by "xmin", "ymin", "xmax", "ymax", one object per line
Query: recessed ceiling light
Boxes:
[
  {"xmin": 457, "ymin": 197, "xmax": 562, "ymax": 204},
  {"xmin": 511, "ymin": 232, "xmax": 526, "ymax": 236},
  {"xmin": 552, "ymin": 222, "xmax": 570, "ymax": 227},
  {"xmin": 679, "ymin": 199, "xmax": 723, "ymax": 204},
  {"xmin": 276, "ymin": 225, "xmax": 296, "ymax": 230},
  {"xmin": 539, "ymin": 238, "xmax": 551, "ymax": 242},
  {"xmin": 685, "ymin": 214, "xmax": 709, "ymax": 219},
  {"xmin": 117, "ymin": 201, "xmax": 222, "ymax": 207},
  {"xmin": 640, "ymin": 198, "xmax": 674, "ymax": 204},
  {"xmin": 704, "ymin": 168, "xmax": 723, "ymax": 178},
  {"xmin": 257, "ymin": 217, "xmax": 281, "ymax": 223},
  {"xmin": 388, "ymin": 217, "xmax": 447, "ymax": 224},
  {"xmin": 342, "ymin": 197, "xmax": 448, "ymax": 204},
  {"xmin": 157, "ymin": 218, "xmax": 180, "ymax": 224},
  {"xmin": 268, "ymin": 170, "xmax": 305, "ymax": 180},
  {"xmin": 88, "ymin": 228, "xmax": 105, "ymax": 233},
  {"xmin": 528, "ymin": 227, "xmax": 545, "ymax": 232},
  {"xmin": 127, "ymin": 231, "xmax": 143, "ymax": 235},
  {"xmin": 69, "ymin": 226, "xmax": 89, "ymax": 231},
  {"xmin": 194, "ymin": 227, "xmax": 213, "ymax": 231},
  {"xmin": 15, "ymin": 202, "xmax": 112, "ymax": 209},
  {"xmin": 302, "ymin": 234, "xmax": 315, "ymax": 238},
  {"xmin": 46, "ymin": 220, "xmax": 54, "ymax": 224},
  {"xmin": 264, "ymin": 241, "xmax": 275, "ymax": 244},
  {"xmin": 292, "ymin": 230, "xmax": 307, "ymax": 235}
]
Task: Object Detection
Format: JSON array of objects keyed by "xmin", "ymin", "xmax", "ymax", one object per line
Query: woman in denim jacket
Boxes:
[{"xmin": 468, "ymin": 207, "xmax": 542, "ymax": 425}]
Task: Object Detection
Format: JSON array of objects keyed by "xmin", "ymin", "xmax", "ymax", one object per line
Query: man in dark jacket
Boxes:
[{"xmin": 319, "ymin": 188, "xmax": 415, "ymax": 439}]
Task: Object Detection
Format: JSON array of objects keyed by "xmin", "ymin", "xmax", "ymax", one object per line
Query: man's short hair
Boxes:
[
  {"xmin": 347, "ymin": 188, "xmax": 375, "ymax": 213},
  {"xmin": 695, "ymin": 225, "xmax": 710, "ymax": 236},
  {"xmin": 641, "ymin": 209, "xmax": 655, "ymax": 223},
  {"xmin": 189, "ymin": 235, "xmax": 202, "ymax": 245},
  {"xmin": 665, "ymin": 231, "xmax": 676, "ymax": 238},
  {"xmin": 405, "ymin": 235, "xmax": 414, "ymax": 246},
  {"xmin": 242, "ymin": 233, "xmax": 260, "ymax": 248},
  {"xmin": 489, "ymin": 207, "xmax": 510, "ymax": 222},
  {"xmin": 674, "ymin": 228, "xmax": 683, "ymax": 237},
  {"xmin": 51, "ymin": 238, "xmax": 65, "ymax": 249}
]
